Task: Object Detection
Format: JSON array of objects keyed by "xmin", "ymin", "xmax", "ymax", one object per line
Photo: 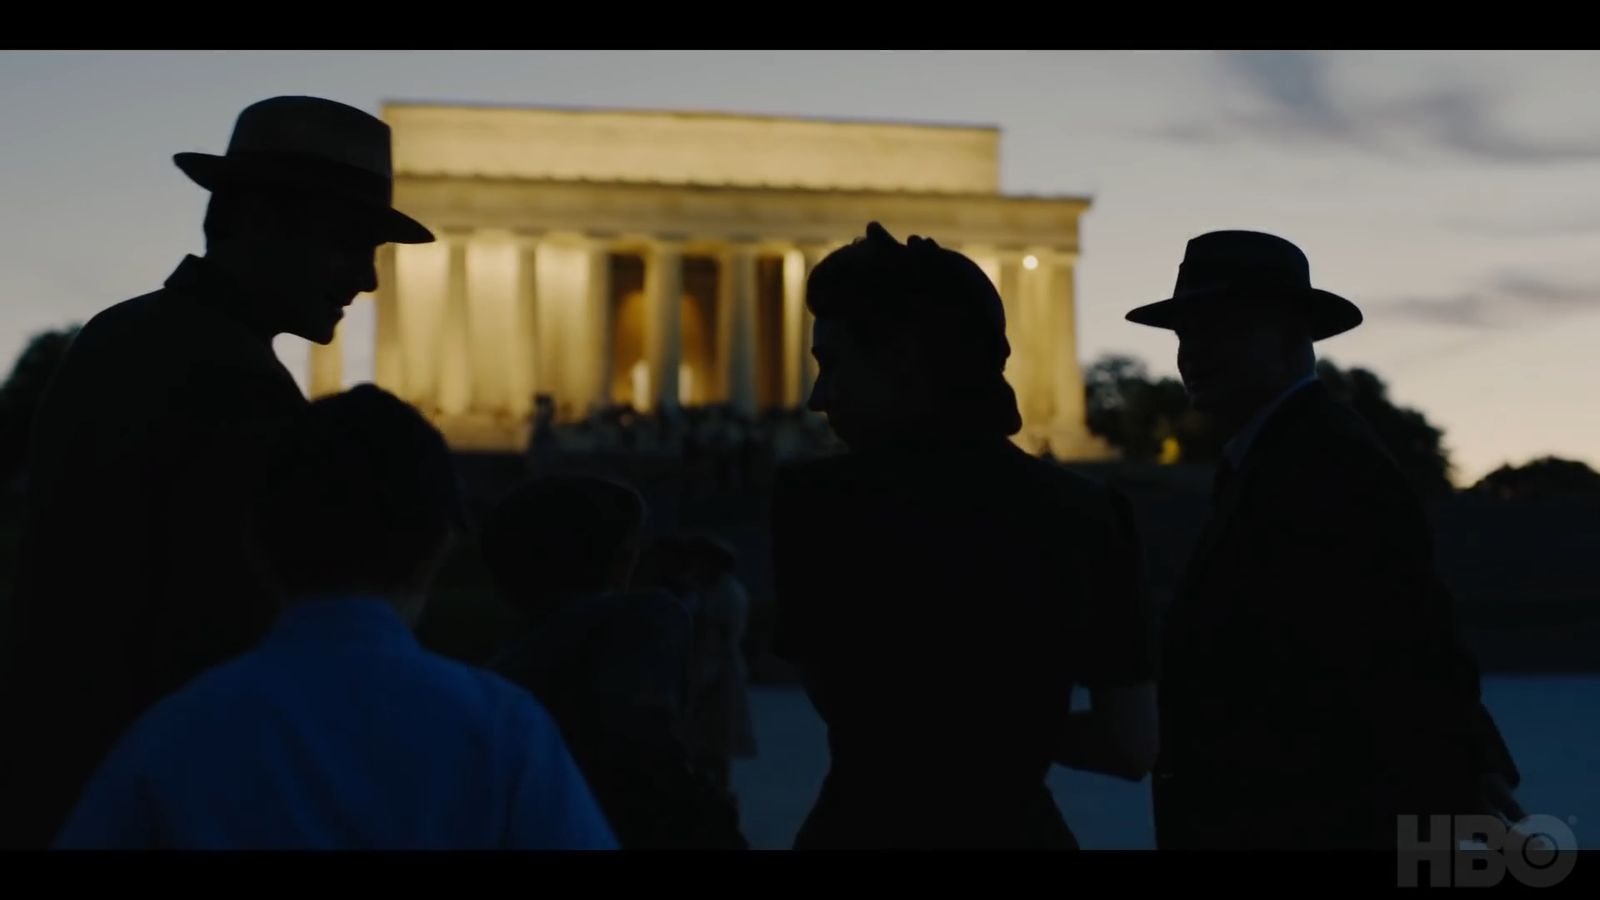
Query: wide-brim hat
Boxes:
[
  {"xmin": 1126, "ymin": 230, "xmax": 1361, "ymax": 341},
  {"xmin": 175, "ymin": 96, "xmax": 434, "ymax": 245}
]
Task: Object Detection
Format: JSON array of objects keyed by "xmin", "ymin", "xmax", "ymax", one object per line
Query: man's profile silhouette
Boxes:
[
  {"xmin": 0, "ymin": 96, "xmax": 435, "ymax": 848},
  {"xmin": 1130, "ymin": 230, "xmax": 1523, "ymax": 850}
]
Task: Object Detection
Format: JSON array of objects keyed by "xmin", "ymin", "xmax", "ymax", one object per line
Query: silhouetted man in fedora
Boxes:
[
  {"xmin": 0, "ymin": 96, "xmax": 435, "ymax": 848},
  {"xmin": 1129, "ymin": 231, "xmax": 1523, "ymax": 850}
]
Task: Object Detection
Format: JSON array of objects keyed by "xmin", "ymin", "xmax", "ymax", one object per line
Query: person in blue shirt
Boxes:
[{"xmin": 52, "ymin": 385, "xmax": 618, "ymax": 850}]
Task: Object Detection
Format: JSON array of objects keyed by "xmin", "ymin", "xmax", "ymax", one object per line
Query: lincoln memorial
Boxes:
[{"xmin": 307, "ymin": 102, "xmax": 1102, "ymax": 458}]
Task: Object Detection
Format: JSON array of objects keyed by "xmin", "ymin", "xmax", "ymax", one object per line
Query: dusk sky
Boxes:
[{"xmin": 3, "ymin": 50, "xmax": 1597, "ymax": 484}]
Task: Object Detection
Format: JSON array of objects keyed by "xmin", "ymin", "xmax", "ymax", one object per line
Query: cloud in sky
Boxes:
[
  {"xmin": 1155, "ymin": 51, "xmax": 1600, "ymax": 166},
  {"xmin": 1382, "ymin": 269, "xmax": 1600, "ymax": 329}
]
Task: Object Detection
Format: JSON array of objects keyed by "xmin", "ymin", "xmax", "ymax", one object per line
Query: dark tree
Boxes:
[
  {"xmin": 1469, "ymin": 456, "xmax": 1600, "ymax": 502},
  {"xmin": 1084, "ymin": 354, "xmax": 1224, "ymax": 464},
  {"xmin": 0, "ymin": 327, "xmax": 79, "ymax": 487},
  {"xmin": 1316, "ymin": 360, "xmax": 1455, "ymax": 498}
]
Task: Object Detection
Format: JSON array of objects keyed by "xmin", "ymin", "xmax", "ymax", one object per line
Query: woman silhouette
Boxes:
[{"xmin": 770, "ymin": 223, "xmax": 1157, "ymax": 849}]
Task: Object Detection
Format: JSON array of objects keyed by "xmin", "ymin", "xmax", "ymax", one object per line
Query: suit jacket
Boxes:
[
  {"xmin": 0, "ymin": 256, "xmax": 307, "ymax": 848},
  {"xmin": 771, "ymin": 435, "xmax": 1155, "ymax": 849},
  {"xmin": 1153, "ymin": 382, "xmax": 1518, "ymax": 850}
]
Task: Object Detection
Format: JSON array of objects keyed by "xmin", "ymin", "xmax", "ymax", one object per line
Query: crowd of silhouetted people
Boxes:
[
  {"xmin": 0, "ymin": 96, "xmax": 1534, "ymax": 854},
  {"xmin": 527, "ymin": 398, "xmax": 839, "ymax": 497}
]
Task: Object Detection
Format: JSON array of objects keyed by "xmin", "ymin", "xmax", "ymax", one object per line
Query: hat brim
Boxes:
[
  {"xmin": 174, "ymin": 152, "xmax": 435, "ymax": 245},
  {"xmin": 1125, "ymin": 287, "xmax": 1363, "ymax": 342}
]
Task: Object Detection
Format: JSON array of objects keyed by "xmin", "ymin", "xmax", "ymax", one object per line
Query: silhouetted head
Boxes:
[
  {"xmin": 177, "ymin": 97, "xmax": 434, "ymax": 344},
  {"xmin": 681, "ymin": 534, "xmax": 737, "ymax": 581},
  {"xmin": 251, "ymin": 384, "xmax": 464, "ymax": 621},
  {"xmin": 805, "ymin": 222, "xmax": 1021, "ymax": 450},
  {"xmin": 1125, "ymin": 231, "xmax": 1361, "ymax": 430},
  {"xmin": 480, "ymin": 475, "xmax": 647, "ymax": 620},
  {"xmin": 638, "ymin": 533, "xmax": 736, "ymax": 595},
  {"xmin": 200, "ymin": 186, "xmax": 387, "ymax": 344},
  {"xmin": 1173, "ymin": 301, "xmax": 1316, "ymax": 429}
]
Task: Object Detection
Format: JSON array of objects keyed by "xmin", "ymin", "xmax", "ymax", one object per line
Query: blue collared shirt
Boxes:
[
  {"xmin": 1223, "ymin": 372, "xmax": 1321, "ymax": 471},
  {"xmin": 53, "ymin": 597, "xmax": 618, "ymax": 850}
]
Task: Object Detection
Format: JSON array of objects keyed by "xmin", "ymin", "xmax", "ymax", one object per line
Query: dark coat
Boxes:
[
  {"xmin": 1153, "ymin": 382, "xmax": 1519, "ymax": 849},
  {"xmin": 491, "ymin": 590, "xmax": 748, "ymax": 850},
  {"xmin": 771, "ymin": 436, "xmax": 1155, "ymax": 849},
  {"xmin": 0, "ymin": 256, "xmax": 307, "ymax": 848}
]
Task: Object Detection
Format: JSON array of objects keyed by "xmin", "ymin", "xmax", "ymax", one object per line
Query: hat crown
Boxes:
[
  {"xmin": 174, "ymin": 96, "xmax": 434, "ymax": 244},
  {"xmin": 1126, "ymin": 229, "xmax": 1362, "ymax": 341},
  {"xmin": 1177, "ymin": 230, "xmax": 1311, "ymax": 292},
  {"xmin": 225, "ymin": 96, "xmax": 393, "ymax": 181}
]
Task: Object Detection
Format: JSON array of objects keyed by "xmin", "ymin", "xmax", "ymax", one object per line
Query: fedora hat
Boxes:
[
  {"xmin": 1125, "ymin": 230, "xmax": 1361, "ymax": 341},
  {"xmin": 174, "ymin": 96, "xmax": 434, "ymax": 245}
]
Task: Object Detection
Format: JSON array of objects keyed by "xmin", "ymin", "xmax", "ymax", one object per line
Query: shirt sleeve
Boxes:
[{"xmin": 504, "ymin": 696, "xmax": 620, "ymax": 850}]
